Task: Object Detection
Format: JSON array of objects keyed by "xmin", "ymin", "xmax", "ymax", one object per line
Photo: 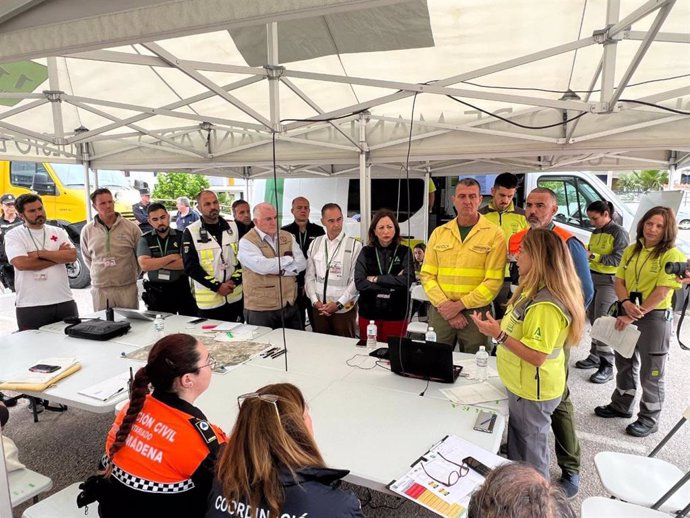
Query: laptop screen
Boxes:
[{"xmin": 387, "ymin": 336, "xmax": 457, "ymax": 383}]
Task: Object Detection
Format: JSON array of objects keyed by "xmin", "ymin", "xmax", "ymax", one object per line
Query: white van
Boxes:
[{"xmin": 250, "ymin": 171, "xmax": 635, "ymax": 245}]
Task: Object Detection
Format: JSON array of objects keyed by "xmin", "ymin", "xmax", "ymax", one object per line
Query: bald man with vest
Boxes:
[
  {"xmin": 238, "ymin": 203, "xmax": 306, "ymax": 329},
  {"xmin": 507, "ymin": 187, "xmax": 593, "ymax": 498}
]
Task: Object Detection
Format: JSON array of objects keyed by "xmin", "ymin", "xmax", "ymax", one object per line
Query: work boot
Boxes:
[
  {"xmin": 589, "ymin": 358, "xmax": 613, "ymax": 384},
  {"xmin": 559, "ymin": 471, "xmax": 580, "ymax": 498},
  {"xmin": 594, "ymin": 404, "xmax": 632, "ymax": 418},
  {"xmin": 626, "ymin": 420, "xmax": 659, "ymax": 437},
  {"xmin": 575, "ymin": 355, "xmax": 600, "ymax": 369}
]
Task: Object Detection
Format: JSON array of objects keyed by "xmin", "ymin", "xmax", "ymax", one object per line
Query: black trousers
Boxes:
[
  {"xmin": 143, "ymin": 278, "xmax": 198, "ymax": 317},
  {"xmin": 244, "ymin": 304, "xmax": 302, "ymax": 330},
  {"xmin": 199, "ymin": 301, "xmax": 243, "ymax": 323},
  {"xmin": 16, "ymin": 300, "xmax": 78, "ymax": 330}
]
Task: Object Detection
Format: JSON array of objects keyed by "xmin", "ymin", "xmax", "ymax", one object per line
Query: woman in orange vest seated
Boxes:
[
  {"xmin": 96, "ymin": 333, "xmax": 226, "ymax": 518},
  {"xmin": 206, "ymin": 383, "xmax": 363, "ymax": 518}
]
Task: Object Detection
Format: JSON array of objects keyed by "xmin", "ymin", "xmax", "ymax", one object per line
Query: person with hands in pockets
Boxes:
[
  {"xmin": 471, "ymin": 228, "xmax": 585, "ymax": 480},
  {"xmin": 594, "ymin": 206, "xmax": 686, "ymax": 438}
]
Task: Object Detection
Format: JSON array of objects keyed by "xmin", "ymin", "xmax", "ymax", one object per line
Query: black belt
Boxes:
[{"xmin": 590, "ymin": 271, "xmax": 614, "ymax": 276}]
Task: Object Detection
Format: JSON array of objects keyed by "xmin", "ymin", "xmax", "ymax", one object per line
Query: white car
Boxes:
[{"xmin": 677, "ymin": 209, "xmax": 690, "ymax": 230}]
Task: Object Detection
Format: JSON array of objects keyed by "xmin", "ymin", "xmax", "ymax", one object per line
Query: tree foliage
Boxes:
[
  {"xmin": 615, "ymin": 170, "xmax": 668, "ymax": 193},
  {"xmin": 153, "ymin": 172, "xmax": 210, "ymax": 207}
]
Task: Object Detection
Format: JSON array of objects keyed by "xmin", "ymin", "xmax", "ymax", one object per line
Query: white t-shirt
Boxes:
[{"xmin": 5, "ymin": 224, "xmax": 74, "ymax": 307}]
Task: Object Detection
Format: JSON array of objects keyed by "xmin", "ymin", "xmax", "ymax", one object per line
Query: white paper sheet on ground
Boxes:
[
  {"xmin": 1, "ymin": 358, "xmax": 78, "ymax": 384},
  {"xmin": 456, "ymin": 359, "xmax": 499, "ymax": 380},
  {"xmin": 591, "ymin": 316, "xmax": 640, "ymax": 359},
  {"xmin": 440, "ymin": 383, "xmax": 508, "ymax": 406},
  {"xmin": 78, "ymin": 371, "xmax": 130, "ymax": 401}
]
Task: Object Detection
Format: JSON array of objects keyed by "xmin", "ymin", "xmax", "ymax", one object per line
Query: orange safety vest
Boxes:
[
  {"xmin": 508, "ymin": 225, "xmax": 577, "ymax": 257},
  {"xmin": 105, "ymin": 395, "xmax": 226, "ymax": 486}
]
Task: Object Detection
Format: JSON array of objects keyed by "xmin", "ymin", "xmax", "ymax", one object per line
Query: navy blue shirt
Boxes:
[{"xmin": 176, "ymin": 209, "xmax": 200, "ymax": 232}]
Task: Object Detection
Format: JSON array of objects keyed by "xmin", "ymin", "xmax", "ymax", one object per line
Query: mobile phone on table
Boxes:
[
  {"xmin": 473, "ymin": 411, "xmax": 497, "ymax": 433},
  {"xmin": 187, "ymin": 317, "xmax": 208, "ymax": 325},
  {"xmin": 463, "ymin": 456, "xmax": 492, "ymax": 477},
  {"xmin": 29, "ymin": 364, "xmax": 60, "ymax": 373}
]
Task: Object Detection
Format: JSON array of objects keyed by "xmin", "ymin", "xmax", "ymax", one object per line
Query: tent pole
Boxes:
[
  {"xmin": 423, "ymin": 169, "xmax": 430, "ymax": 243},
  {"xmin": 84, "ymin": 162, "xmax": 93, "ymax": 221},
  {"xmin": 358, "ymin": 113, "xmax": 370, "ymax": 240}
]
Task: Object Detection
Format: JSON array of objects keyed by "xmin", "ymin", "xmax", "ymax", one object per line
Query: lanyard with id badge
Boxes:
[
  {"xmin": 375, "ymin": 246, "xmax": 398, "ymax": 301},
  {"xmin": 629, "ymin": 251, "xmax": 653, "ymax": 306},
  {"xmin": 27, "ymin": 227, "xmax": 48, "ymax": 281}
]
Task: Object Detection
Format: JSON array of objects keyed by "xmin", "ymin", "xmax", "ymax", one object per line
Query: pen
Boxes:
[
  {"xmin": 271, "ymin": 349, "xmax": 286, "ymax": 359},
  {"xmin": 261, "ymin": 347, "xmax": 278, "ymax": 358},
  {"xmin": 105, "ymin": 387, "xmax": 125, "ymax": 401}
]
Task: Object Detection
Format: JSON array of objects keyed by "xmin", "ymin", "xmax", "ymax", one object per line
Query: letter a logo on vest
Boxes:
[{"xmin": 534, "ymin": 327, "xmax": 542, "ymax": 339}]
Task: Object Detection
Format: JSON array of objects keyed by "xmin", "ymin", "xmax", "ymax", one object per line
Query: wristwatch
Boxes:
[{"xmin": 336, "ymin": 302, "xmax": 344, "ymax": 311}]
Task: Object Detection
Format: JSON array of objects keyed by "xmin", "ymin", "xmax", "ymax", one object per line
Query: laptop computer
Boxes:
[
  {"xmin": 387, "ymin": 336, "xmax": 462, "ymax": 383},
  {"xmin": 114, "ymin": 309, "xmax": 172, "ymax": 321}
]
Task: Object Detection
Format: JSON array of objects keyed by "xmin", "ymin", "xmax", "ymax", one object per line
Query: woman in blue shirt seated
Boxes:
[{"xmin": 206, "ymin": 383, "xmax": 363, "ymax": 518}]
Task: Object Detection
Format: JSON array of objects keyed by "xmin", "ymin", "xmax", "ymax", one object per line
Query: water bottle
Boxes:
[
  {"xmin": 154, "ymin": 314, "xmax": 165, "ymax": 339},
  {"xmin": 425, "ymin": 326, "xmax": 437, "ymax": 342},
  {"xmin": 366, "ymin": 320, "xmax": 377, "ymax": 350},
  {"xmin": 475, "ymin": 345, "xmax": 489, "ymax": 382}
]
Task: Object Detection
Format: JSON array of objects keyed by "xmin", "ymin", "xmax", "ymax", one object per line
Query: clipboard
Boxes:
[{"xmin": 387, "ymin": 435, "xmax": 508, "ymax": 518}]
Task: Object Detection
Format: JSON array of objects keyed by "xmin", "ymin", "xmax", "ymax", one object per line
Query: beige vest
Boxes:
[{"xmin": 242, "ymin": 229, "xmax": 297, "ymax": 311}]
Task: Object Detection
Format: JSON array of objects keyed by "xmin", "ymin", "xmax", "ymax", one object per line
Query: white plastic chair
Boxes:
[
  {"xmin": 594, "ymin": 406, "xmax": 690, "ymax": 515},
  {"xmin": 21, "ymin": 482, "xmax": 83, "ymax": 518},
  {"xmin": 581, "ymin": 497, "xmax": 674, "ymax": 518},
  {"xmin": 407, "ymin": 284, "xmax": 429, "ymax": 337},
  {"xmin": 8, "ymin": 468, "xmax": 53, "ymax": 507}
]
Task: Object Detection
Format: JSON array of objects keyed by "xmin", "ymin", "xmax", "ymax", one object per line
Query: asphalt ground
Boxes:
[{"xmin": 2, "ymin": 262, "xmax": 690, "ymax": 517}]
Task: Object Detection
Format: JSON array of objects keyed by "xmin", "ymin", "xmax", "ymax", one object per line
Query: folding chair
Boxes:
[
  {"xmin": 21, "ymin": 482, "xmax": 83, "ymax": 518},
  {"xmin": 406, "ymin": 284, "xmax": 429, "ymax": 338},
  {"xmin": 8, "ymin": 468, "xmax": 53, "ymax": 507},
  {"xmin": 594, "ymin": 406, "xmax": 690, "ymax": 515},
  {"xmin": 581, "ymin": 497, "xmax": 678, "ymax": 518}
]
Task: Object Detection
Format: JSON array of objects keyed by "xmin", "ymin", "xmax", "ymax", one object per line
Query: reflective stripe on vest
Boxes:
[{"xmin": 187, "ymin": 221, "xmax": 240, "ymax": 309}]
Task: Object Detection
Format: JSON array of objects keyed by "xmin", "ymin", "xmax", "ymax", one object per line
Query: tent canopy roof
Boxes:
[{"xmin": 0, "ymin": 0, "xmax": 688, "ymax": 178}]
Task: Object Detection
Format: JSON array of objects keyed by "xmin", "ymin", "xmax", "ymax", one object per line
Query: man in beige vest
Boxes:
[{"xmin": 238, "ymin": 202, "xmax": 306, "ymax": 329}]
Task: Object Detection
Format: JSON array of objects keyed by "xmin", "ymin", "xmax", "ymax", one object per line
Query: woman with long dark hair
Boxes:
[
  {"xmin": 206, "ymin": 383, "xmax": 363, "ymax": 518},
  {"xmin": 595, "ymin": 206, "xmax": 685, "ymax": 437},
  {"xmin": 354, "ymin": 209, "xmax": 415, "ymax": 342},
  {"xmin": 97, "ymin": 333, "xmax": 226, "ymax": 518},
  {"xmin": 575, "ymin": 200, "xmax": 629, "ymax": 384}
]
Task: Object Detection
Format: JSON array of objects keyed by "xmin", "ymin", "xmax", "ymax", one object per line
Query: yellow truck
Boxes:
[{"xmin": 0, "ymin": 161, "xmax": 140, "ymax": 288}]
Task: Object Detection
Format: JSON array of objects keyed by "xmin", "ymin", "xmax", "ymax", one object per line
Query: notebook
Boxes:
[{"xmin": 387, "ymin": 336, "xmax": 462, "ymax": 383}]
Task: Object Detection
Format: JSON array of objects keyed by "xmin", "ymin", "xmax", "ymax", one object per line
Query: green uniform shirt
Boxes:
[
  {"xmin": 497, "ymin": 292, "xmax": 569, "ymax": 401},
  {"xmin": 615, "ymin": 243, "xmax": 685, "ymax": 310},
  {"xmin": 136, "ymin": 229, "xmax": 185, "ymax": 283},
  {"xmin": 588, "ymin": 221, "xmax": 629, "ymax": 274}
]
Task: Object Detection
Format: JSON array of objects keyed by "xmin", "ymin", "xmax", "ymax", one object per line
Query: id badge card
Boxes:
[
  {"xmin": 33, "ymin": 272, "xmax": 47, "ymax": 281},
  {"xmin": 102, "ymin": 257, "xmax": 117, "ymax": 267},
  {"xmin": 630, "ymin": 291, "xmax": 643, "ymax": 305},
  {"xmin": 158, "ymin": 269, "xmax": 171, "ymax": 281}
]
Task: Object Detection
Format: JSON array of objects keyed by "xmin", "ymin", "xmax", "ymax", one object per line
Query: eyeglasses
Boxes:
[
  {"xmin": 237, "ymin": 392, "xmax": 282, "ymax": 424},
  {"xmin": 420, "ymin": 452, "xmax": 469, "ymax": 487},
  {"xmin": 199, "ymin": 355, "xmax": 217, "ymax": 370}
]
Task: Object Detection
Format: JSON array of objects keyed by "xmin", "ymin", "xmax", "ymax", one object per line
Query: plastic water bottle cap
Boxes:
[
  {"xmin": 428, "ymin": 327, "xmax": 434, "ymax": 331},
  {"xmin": 370, "ymin": 320, "xmax": 375, "ymax": 324},
  {"xmin": 479, "ymin": 346, "xmax": 485, "ymax": 352}
]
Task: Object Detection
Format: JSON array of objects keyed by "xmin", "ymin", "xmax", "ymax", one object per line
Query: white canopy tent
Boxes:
[{"xmin": 0, "ymin": 0, "xmax": 688, "ymax": 229}]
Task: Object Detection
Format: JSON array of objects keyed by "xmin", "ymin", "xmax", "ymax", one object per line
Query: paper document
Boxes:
[
  {"xmin": 78, "ymin": 372, "xmax": 130, "ymax": 401},
  {"xmin": 389, "ymin": 435, "xmax": 509, "ymax": 518},
  {"xmin": 591, "ymin": 316, "xmax": 640, "ymax": 358},
  {"xmin": 1, "ymin": 357, "xmax": 78, "ymax": 384},
  {"xmin": 211, "ymin": 322, "xmax": 242, "ymax": 331},
  {"xmin": 440, "ymin": 383, "xmax": 507, "ymax": 406}
]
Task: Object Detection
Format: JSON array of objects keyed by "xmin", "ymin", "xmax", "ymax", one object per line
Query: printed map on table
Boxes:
[{"xmin": 126, "ymin": 335, "xmax": 269, "ymax": 373}]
